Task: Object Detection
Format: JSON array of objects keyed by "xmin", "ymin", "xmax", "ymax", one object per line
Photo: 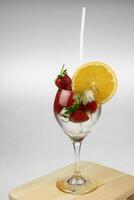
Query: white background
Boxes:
[{"xmin": 0, "ymin": 0, "xmax": 134, "ymax": 199}]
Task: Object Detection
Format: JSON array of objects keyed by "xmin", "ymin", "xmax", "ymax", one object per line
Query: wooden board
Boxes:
[{"xmin": 9, "ymin": 162, "xmax": 134, "ymax": 200}]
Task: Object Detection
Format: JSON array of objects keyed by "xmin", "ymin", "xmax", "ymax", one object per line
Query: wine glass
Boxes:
[{"xmin": 54, "ymin": 88, "xmax": 101, "ymax": 195}]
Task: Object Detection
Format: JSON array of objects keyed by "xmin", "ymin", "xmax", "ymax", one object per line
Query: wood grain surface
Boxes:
[{"xmin": 9, "ymin": 162, "xmax": 134, "ymax": 200}]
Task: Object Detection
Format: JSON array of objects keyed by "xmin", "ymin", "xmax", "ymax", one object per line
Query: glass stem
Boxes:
[{"xmin": 73, "ymin": 142, "xmax": 82, "ymax": 177}]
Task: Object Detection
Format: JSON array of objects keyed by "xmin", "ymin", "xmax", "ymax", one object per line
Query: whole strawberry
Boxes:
[
  {"xmin": 55, "ymin": 65, "xmax": 72, "ymax": 90},
  {"xmin": 70, "ymin": 110, "xmax": 89, "ymax": 123}
]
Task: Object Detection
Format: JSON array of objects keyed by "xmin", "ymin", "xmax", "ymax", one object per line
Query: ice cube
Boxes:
[
  {"xmin": 60, "ymin": 108, "xmax": 69, "ymax": 122},
  {"xmin": 84, "ymin": 90, "xmax": 95, "ymax": 102}
]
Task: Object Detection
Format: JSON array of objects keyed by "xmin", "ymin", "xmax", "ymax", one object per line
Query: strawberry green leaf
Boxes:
[
  {"xmin": 64, "ymin": 102, "xmax": 80, "ymax": 114},
  {"xmin": 57, "ymin": 65, "xmax": 68, "ymax": 79}
]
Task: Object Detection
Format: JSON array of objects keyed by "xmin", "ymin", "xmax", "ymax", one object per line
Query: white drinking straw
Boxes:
[{"xmin": 80, "ymin": 7, "xmax": 86, "ymax": 64}]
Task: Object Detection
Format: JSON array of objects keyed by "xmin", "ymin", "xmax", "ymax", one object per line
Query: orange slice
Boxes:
[{"xmin": 72, "ymin": 62, "xmax": 118, "ymax": 103}]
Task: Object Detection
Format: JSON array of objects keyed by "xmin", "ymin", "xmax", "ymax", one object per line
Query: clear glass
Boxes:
[{"xmin": 54, "ymin": 89, "xmax": 101, "ymax": 194}]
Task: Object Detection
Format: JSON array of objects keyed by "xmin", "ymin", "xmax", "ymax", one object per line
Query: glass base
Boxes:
[{"xmin": 56, "ymin": 175, "xmax": 98, "ymax": 195}]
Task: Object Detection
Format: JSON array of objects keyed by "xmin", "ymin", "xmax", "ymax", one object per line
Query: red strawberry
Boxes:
[
  {"xmin": 78, "ymin": 103, "xmax": 86, "ymax": 111},
  {"xmin": 58, "ymin": 89, "xmax": 72, "ymax": 107},
  {"xmin": 55, "ymin": 78, "xmax": 62, "ymax": 88},
  {"xmin": 55, "ymin": 66, "xmax": 72, "ymax": 90},
  {"xmin": 54, "ymin": 90, "xmax": 63, "ymax": 113},
  {"xmin": 62, "ymin": 75, "xmax": 72, "ymax": 87},
  {"xmin": 67, "ymin": 91, "xmax": 74, "ymax": 107},
  {"xmin": 70, "ymin": 110, "xmax": 89, "ymax": 123},
  {"xmin": 55, "ymin": 75, "xmax": 72, "ymax": 90},
  {"xmin": 64, "ymin": 81, "xmax": 72, "ymax": 90},
  {"xmin": 84, "ymin": 101, "xmax": 97, "ymax": 113}
]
